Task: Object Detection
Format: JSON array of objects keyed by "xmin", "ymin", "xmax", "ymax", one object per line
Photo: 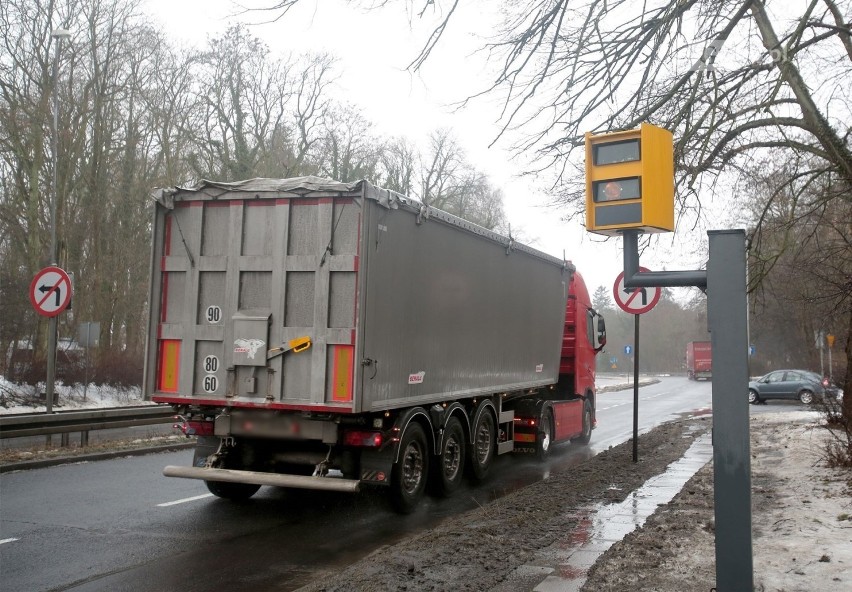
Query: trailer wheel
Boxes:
[
  {"xmin": 193, "ymin": 437, "xmax": 261, "ymax": 500},
  {"xmin": 571, "ymin": 399, "xmax": 593, "ymax": 445},
  {"xmin": 468, "ymin": 409, "xmax": 496, "ymax": 482},
  {"xmin": 390, "ymin": 422, "xmax": 429, "ymax": 513},
  {"xmin": 430, "ymin": 416, "xmax": 466, "ymax": 497},
  {"xmin": 536, "ymin": 408, "xmax": 554, "ymax": 460},
  {"xmin": 205, "ymin": 480, "xmax": 261, "ymax": 500}
]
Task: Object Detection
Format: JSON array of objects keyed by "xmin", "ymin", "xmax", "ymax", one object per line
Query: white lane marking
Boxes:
[
  {"xmin": 157, "ymin": 493, "xmax": 214, "ymax": 507},
  {"xmin": 0, "ymin": 538, "xmax": 20, "ymax": 545}
]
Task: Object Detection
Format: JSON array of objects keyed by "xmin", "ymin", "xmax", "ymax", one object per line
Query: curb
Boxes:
[
  {"xmin": 598, "ymin": 378, "xmax": 660, "ymax": 393},
  {"xmin": 0, "ymin": 441, "xmax": 195, "ymax": 473}
]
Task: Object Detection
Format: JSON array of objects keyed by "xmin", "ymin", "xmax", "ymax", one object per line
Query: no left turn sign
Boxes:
[
  {"xmin": 30, "ymin": 266, "xmax": 73, "ymax": 317},
  {"xmin": 613, "ymin": 267, "xmax": 661, "ymax": 315}
]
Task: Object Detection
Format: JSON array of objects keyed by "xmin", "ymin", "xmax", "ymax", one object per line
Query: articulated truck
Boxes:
[
  {"xmin": 144, "ymin": 177, "xmax": 607, "ymax": 512},
  {"xmin": 686, "ymin": 341, "xmax": 712, "ymax": 381}
]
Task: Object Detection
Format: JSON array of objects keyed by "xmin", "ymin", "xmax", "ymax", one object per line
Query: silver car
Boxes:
[{"xmin": 748, "ymin": 369, "xmax": 837, "ymax": 405}]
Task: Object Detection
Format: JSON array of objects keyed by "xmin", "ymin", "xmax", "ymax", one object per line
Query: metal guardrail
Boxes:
[{"xmin": 0, "ymin": 406, "xmax": 174, "ymax": 440}]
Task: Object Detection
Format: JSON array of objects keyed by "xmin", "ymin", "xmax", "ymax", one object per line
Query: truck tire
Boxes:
[
  {"xmin": 467, "ymin": 408, "xmax": 496, "ymax": 482},
  {"xmin": 430, "ymin": 416, "xmax": 466, "ymax": 497},
  {"xmin": 571, "ymin": 399, "xmax": 593, "ymax": 445},
  {"xmin": 536, "ymin": 408, "xmax": 554, "ymax": 460},
  {"xmin": 390, "ymin": 422, "xmax": 429, "ymax": 514},
  {"xmin": 205, "ymin": 480, "xmax": 261, "ymax": 500},
  {"xmin": 194, "ymin": 437, "xmax": 261, "ymax": 501}
]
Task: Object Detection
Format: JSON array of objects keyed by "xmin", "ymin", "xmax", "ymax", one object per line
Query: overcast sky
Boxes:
[{"xmin": 143, "ymin": 0, "xmax": 720, "ymax": 299}]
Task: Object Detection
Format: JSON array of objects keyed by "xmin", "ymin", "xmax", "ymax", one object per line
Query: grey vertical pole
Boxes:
[
  {"xmin": 632, "ymin": 314, "xmax": 639, "ymax": 462},
  {"xmin": 707, "ymin": 229, "xmax": 753, "ymax": 591},
  {"xmin": 828, "ymin": 344, "xmax": 833, "ymax": 379},
  {"xmin": 84, "ymin": 323, "xmax": 90, "ymax": 402},
  {"xmin": 45, "ymin": 29, "xmax": 70, "ymax": 420}
]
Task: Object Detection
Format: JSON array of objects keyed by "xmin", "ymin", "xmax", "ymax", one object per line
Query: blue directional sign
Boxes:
[
  {"xmin": 749, "ymin": 344, "xmax": 756, "ymax": 356},
  {"xmin": 624, "ymin": 345, "xmax": 633, "ymax": 355}
]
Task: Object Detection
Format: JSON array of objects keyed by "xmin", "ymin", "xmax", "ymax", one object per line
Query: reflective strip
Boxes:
[
  {"xmin": 158, "ymin": 340, "xmax": 180, "ymax": 392},
  {"xmin": 332, "ymin": 345, "xmax": 354, "ymax": 402}
]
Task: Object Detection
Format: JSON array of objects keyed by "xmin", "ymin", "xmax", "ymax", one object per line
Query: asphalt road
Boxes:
[{"xmin": 1, "ymin": 377, "xmax": 719, "ymax": 592}]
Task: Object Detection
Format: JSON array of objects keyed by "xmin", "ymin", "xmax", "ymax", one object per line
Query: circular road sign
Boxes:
[
  {"xmin": 613, "ymin": 267, "xmax": 661, "ymax": 315},
  {"xmin": 29, "ymin": 266, "xmax": 73, "ymax": 317}
]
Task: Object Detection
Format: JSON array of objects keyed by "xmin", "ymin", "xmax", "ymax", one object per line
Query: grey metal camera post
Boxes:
[{"xmin": 622, "ymin": 229, "xmax": 752, "ymax": 592}]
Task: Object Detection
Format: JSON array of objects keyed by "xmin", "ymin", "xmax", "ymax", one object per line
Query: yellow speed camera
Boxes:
[{"xmin": 585, "ymin": 123, "xmax": 674, "ymax": 236}]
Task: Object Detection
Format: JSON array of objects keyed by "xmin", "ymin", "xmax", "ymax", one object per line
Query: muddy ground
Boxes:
[
  {"xmin": 297, "ymin": 417, "xmax": 710, "ymax": 591},
  {"xmin": 297, "ymin": 413, "xmax": 852, "ymax": 592}
]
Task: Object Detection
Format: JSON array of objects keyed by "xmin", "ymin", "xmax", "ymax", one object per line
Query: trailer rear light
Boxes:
[
  {"xmin": 174, "ymin": 419, "xmax": 214, "ymax": 437},
  {"xmin": 514, "ymin": 418, "xmax": 536, "ymax": 428},
  {"xmin": 343, "ymin": 430, "xmax": 383, "ymax": 447}
]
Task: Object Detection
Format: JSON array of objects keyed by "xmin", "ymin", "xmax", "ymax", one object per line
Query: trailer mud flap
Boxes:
[
  {"xmin": 359, "ymin": 445, "xmax": 395, "ymax": 486},
  {"xmin": 163, "ymin": 465, "xmax": 360, "ymax": 493}
]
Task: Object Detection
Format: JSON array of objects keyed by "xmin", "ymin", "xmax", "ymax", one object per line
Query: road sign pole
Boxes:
[
  {"xmin": 45, "ymin": 316, "xmax": 57, "ymax": 416},
  {"xmin": 633, "ymin": 314, "xmax": 639, "ymax": 463},
  {"xmin": 828, "ymin": 344, "xmax": 833, "ymax": 380},
  {"xmin": 45, "ymin": 30, "xmax": 70, "ymax": 418}
]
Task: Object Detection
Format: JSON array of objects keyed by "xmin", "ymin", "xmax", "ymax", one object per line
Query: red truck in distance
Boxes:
[
  {"xmin": 144, "ymin": 177, "xmax": 607, "ymax": 513},
  {"xmin": 686, "ymin": 341, "xmax": 712, "ymax": 381}
]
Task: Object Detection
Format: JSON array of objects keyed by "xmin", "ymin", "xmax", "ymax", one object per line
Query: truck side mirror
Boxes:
[{"xmin": 597, "ymin": 316, "xmax": 607, "ymax": 348}]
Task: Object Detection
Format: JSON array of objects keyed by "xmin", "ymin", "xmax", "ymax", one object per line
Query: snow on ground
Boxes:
[
  {"xmin": 0, "ymin": 373, "xmax": 653, "ymax": 415},
  {"xmin": 0, "ymin": 375, "xmax": 151, "ymax": 415}
]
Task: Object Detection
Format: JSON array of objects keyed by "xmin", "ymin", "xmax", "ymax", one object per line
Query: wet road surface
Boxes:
[{"xmin": 0, "ymin": 377, "xmax": 739, "ymax": 591}]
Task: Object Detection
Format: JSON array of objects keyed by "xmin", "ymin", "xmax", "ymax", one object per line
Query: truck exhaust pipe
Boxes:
[{"xmin": 162, "ymin": 465, "xmax": 360, "ymax": 493}]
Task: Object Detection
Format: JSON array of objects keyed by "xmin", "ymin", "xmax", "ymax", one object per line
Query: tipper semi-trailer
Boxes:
[{"xmin": 145, "ymin": 177, "xmax": 607, "ymax": 513}]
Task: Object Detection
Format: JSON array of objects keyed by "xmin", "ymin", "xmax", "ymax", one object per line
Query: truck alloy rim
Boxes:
[{"xmin": 401, "ymin": 442, "xmax": 425, "ymax": 493}]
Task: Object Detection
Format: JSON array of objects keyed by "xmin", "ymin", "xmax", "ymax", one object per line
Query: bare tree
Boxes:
[
  {"xmin": 316, "ymin": 102, "xmax": 381, "ymax": 182},
  {"xmin": 189, "ymin": 24, "xmax": 293, "ymax": 180},
  {"xmin": 745, "ymin": 159, "xmax": 850, "ymax": 396},
  {"xmin": 378, "ymin": 136, "xmax": 417, "ymax": 195},
  {"xmin": 418, "ymin": 127, "xmax": 464, "ymax": 208}
]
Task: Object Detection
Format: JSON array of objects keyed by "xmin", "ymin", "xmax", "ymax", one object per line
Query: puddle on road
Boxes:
[{"xmin": 528, "ymin": 434, "xmax": 713, "ymax": 592}]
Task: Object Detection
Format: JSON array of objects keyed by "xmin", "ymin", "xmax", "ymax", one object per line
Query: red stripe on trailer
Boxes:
[
  {"xmin": 163, "ymin": 214, "xmax": 172, "ymax": 256},
  {"xmin": 161, "ymin": 215, "xmax": 171, "ymax": 324}
]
